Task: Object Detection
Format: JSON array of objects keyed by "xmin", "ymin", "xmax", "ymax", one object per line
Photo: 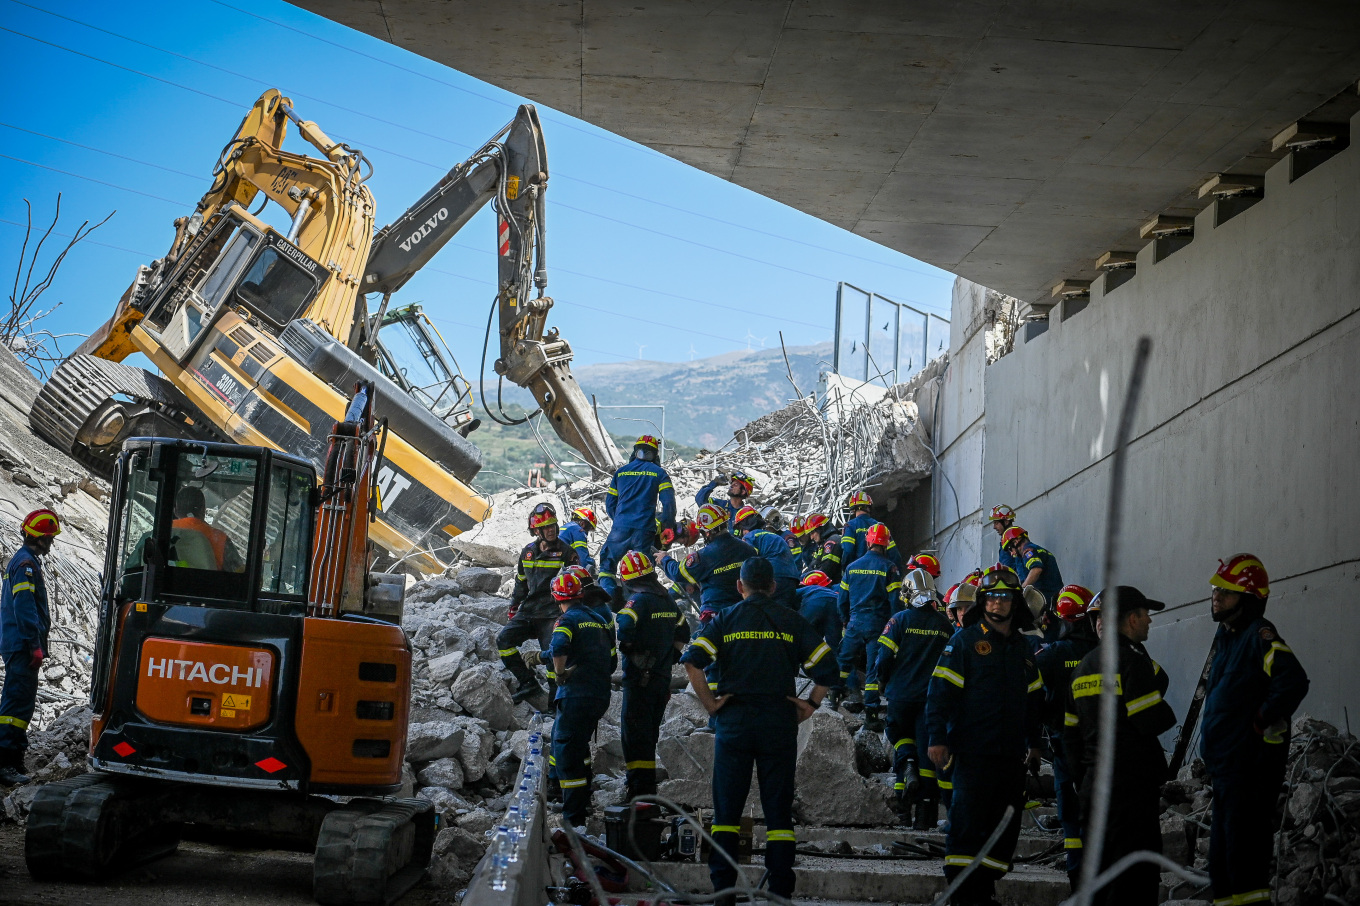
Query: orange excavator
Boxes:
[{"xmin": 26, "ymin": 384, "xmax": 434, "ymax": 904}]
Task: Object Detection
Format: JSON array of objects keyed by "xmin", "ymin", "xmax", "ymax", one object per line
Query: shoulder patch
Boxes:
[
  {"xmin": 524, "ymin": 550, "xmax": 533, "ymax": 561},
  {"xmin": 1258, "ymin": 626, "xmax": 1277, "ymax": 642},
  {"xmin": 974, "ymin": 640, "xmax": 993, "ymax": 656},
  {"xmin": 685, "ymin": 553, "xmax": 698, "ymax": 567},
  {"xmin": 943, "ymin": 645, "xmax": 953, "ymax": 655},
  {"xmin": 23, "ymin": 566, "xmax": 33, "ymax": 578}
]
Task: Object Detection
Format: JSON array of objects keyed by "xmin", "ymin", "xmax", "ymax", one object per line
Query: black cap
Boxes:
[
  {"xmin": 739, "ymin": 557, "xmax": 775, "ymax": 592},
  {"xmin": 1091, "ymin": 585, "xmax": 1165, "ymax": 619}
]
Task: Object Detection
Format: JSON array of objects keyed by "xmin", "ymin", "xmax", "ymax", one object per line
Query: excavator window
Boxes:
[
  {"xmin": 375, "ymin": 307, "xmax": 474, "ymax": 429},
  {"xmin": 234, "ymin": 243, "xmax": 319, "ymax": 328},
  {"xmin": 258, "ymin": 464, "xmax": 313, "ymax": 601}
]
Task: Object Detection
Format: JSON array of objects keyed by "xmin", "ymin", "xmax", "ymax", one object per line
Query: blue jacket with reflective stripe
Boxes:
[
  {"xmin": 558, "ymin": 522, "xmax": 596, "ymax": 573},
  {"xmin": 743, "ymin": 529, "xmax": 801, "ymax": 582},
  {"xmin": 548, "ymin": 602, "xmax": 617, "ymax": 701},
  {"xmin": 606, "ymin": 458, "xmax": 676, "ymax": 531},
  {"xmin": 617, "ymin": 585, "xmax": 687, "ymax": 684},
  {"xmin": 925, "ymin": 620, "xmax": 1043, "ymax": 756},
  {"xmin": 1, "ymin": 545, "xmax": 48, "ymax": 656},
  {"xmin": 872, "ymin": 605, "xmax": 952, "ymax": 704},
  {"xmin": 511, "ymin": 539, "xmax": 579, "ymax": 619},
  {"xmin": 796, "ymin": 584, "xmax": 842, "ymax": 652},
  {"xmin": 837, "ymin": 550, "xmax": 902, "ymax": 630},
  {"xmin": 695, "ymin": 479, "xmax": 742, "ymax": 529},
  {"xmin": 662, "ymin": 532, "xmax": 757, "ymax": 611},
  {"xmin": 679, "ymin": 593, "xmax": 838, "ymax": 699},
  {"xmin": 840, "ymin": 513, "xmax": 902, "ymax": 567},
  {"xmin": 1016, "ymin": 541, "xmax": 1064, "ymax": 604}
]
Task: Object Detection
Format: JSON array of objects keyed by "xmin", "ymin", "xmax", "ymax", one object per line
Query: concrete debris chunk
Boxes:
[
  {"xmin": 794, "ymin": 710, "xmax": 895, "ymax": 826},
  {"xmin": 457, "ymin": 566, "xmax": 506, "ymax": 595},
  {"xmin": 417, "ymin": 757, "xmax": 466, "ymax": 790},
  {"xmin": 406, "ymin": 722, "xmax": 466, "ymax": 763},
  {"xmin": 450, "ymin": 663, "xmax": 516, "ymax": 731},
  {"xmin": 427, "ymin": 650, "xmax": 466, "ymax": 686}
]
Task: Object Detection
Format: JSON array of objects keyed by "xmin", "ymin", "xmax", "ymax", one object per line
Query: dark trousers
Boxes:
[
  {"xmin": 497, "ymin": 611, "xmax": 556, "ymax": 686},
  {"xmin": 1080, "ymin": 775, "xmax": 1162, "ymax": 906},
  {"xmin": 837, "ymin": 623, "xmax": 881, "ymax": 704},
  {"xmin": 710, "ymin": 700, "xmax": 799, "ymax": 898},
  {"xmin": 944, "ymin": 754, "xmax": 1025, "ymax": 905},
  {"xmin": 0, "ymin": 651, "xmax": 38, "ymax": 761},
  {"xmin": 598, "ymin": 524, "xmax": 656, "ymax": 598},
  {"xmin": 621, "ymin": 678, "xmax": 670, "ymax": 799},
  {"xmin": 552, "ymin": 695, "xmax": 610, "ymax": 826},
  {"xmin": 886, "ymin": 700, "xmax": 936, "ymax": 801},
  {"xmin": 1209, "ymin": 741, "xmax": 1288, "ymax": 906},
  {"xmin": 1052, "ymin": 745, "xmax": 1083, "ymax": 874}
]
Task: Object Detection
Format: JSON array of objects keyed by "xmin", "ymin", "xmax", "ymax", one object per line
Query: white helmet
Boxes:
[
  {"xmin": 904, "ymin": 567, "xmax": 939, "ymax": 608},
  {"xmin": 759, "ymin": 506, "xmax": 783, "ymax": 531}
]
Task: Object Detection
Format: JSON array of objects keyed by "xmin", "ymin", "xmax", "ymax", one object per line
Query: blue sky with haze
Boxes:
[{"xmin": 0, "ymin": 0, "xmax": 953, "ymax": 376}]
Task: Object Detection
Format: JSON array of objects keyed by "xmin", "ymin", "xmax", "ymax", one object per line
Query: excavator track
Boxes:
[
  {"xmin": 313, "ymin": 798, "xmax": 436, "ymax": 906},
  {"xmin": 30, "ymin": 354, "xmax": 219, "ymax": 475},
  {"xmin": 25, "ymin": 773, "xmax": 180, "ymax": 880}
]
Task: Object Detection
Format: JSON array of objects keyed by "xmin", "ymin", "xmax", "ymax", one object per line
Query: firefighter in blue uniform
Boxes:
[
  {"xmin": 696, "ymin": 469, "xmax": 755, "ymax": 528},
  {"xmin": 615, "ymin": 550, "xmax": 689, "ymax": 801},
  {"xmin": 498, "ymin": 503, "xmax": 580, "ymax": 703},
  {"xmin": 802, "ymin": 514, "xmax": 843, "ymax": 582},
  {"xmin": 601, "ymin": 435, "xmax": 677, "ymax": 607},
  {"xmin": 870, "ymin": 569, "xmax": 952, "ymax": 828},
  {"xmin": 1002, "ymin": 526, "xmax": 1065, "ymax": 640},
  {"xmin": 926, "ymin": 566, "xmax": 1044, "ymax": 906},
  {"xmin": 1201, "ymin": 555, "xmax": 1309, "ymax": 906},
  {"xmin": 779, "ymin": 512, "xmax": 805, "ymax": 567},
  {"xmin": 836, "ymin": 523, "xmax": 901, "ymax": 711},
  {"xmin": 734, "ymin": 505, "xmax": 801, "ymax": 608},
  {"xmin": 679, "ymin": 557, "xmax": 838, "ymax": 901},
  {"xmin": 547, "ymin": 571, "xmax": 617, "ymax": 829},
  {"xmin": 1035, "ymin": 584, "xmax": 1098, "ymax": 885},
  {"xmin": 796, "ymin": 571, "xmax": 843, "ymax": 656},
  {"xmin": 988, "ymin": 505, "xmax": 1019, "ymax": 573},
  {"xmin": 559, "ymin": 507, "xmax": 599, "ymax": 576},
  {"xmin": 840, "ymin": 491, "xmax": 902, "ymax": 567},
  {"xmin": 1063, "ymin": 586, "xmax": 1178, "ymax": 906},
  {"xmin": 0, "ymin": 509, "xmax": 59, "ymax": 786}
]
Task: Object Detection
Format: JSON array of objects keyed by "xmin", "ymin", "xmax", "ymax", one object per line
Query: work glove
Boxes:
[
  {"xmin": 507, "ymin": 602, "xmax": 519, "ymax": 620},
  {"xmin": 522, "ymin": 649, "xmax": 542, "ymax": 668},
  {"xmin": 699, "ymin": 608, "xmax": 716, "ymax": 624},
  {"xmin": 659, "ymin": 527, "xmax": 676, "ymax": 547},
  {"xmin": 29, "ymin": 647, "xmax": 44, "ymax": 669}
]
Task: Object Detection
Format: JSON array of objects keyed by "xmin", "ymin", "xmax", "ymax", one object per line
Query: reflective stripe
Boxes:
[
  {"xmin": 1125, "ymin": 691, "xmax": 1163, "ymax": 716},
  {"xmin": 864, "ymin": 683, "xmax": 879, "ymax": 692},
  {"xmin": 619, "ymin": 606, "xmax": 638, "ymax": 621},
  {"xmin": 1064, "ymin": 837, "xmax": 1083, "ymax": 850},
  {"xmin": 693, "ymin": 636, "xmax": 718, "ymax": 657},
  {"xmin": 678, "ymin": 562, "xmax": 698, "ymax": 584},
  {"xmin": 545, "ymin": 671, "xmax": 557, "ymax": 681},
  {"xmin": 658, "ymin": 482, "xmax": 673, "ymax": 492},
  {"xmin": 560, "ymin": 778, "xmax": 588, "ymax": 788},
  {"xmin": 554, "ymin": 626, "xmax": 573, "ymax": 639},
  {"xmin": 1263, "ymin": 641, "xmax": 1293, "ymax": 677},
  {"xmin": 944, "ymin": 855, "xmax": 974, "ymax": 867},
  {"xmin": 981, "ymin": 856, "xmax": 1010, "ymax": 872},
  {"xmin": 1235, "ymin": 894, "xmax": 1271, "ymax": 906},
  {"xmin": 893, "ymin": 738, "xmax": 914, "ymax": 749},
  {"xmin": 886, "ymin": 581, "xmax": 902, "ymax": 593},
  {"xmin": 839, "ymin": 581, "xmax": 849, "ymax": 591},
  {"xmin": 804, "ymin": 641, "xmax": 831, "ymax": 668},
  {"xmin": 919, "ymin": 768, "xmax": 937, "ymax": 779},
  {"xmin": 839, "ymin": 671, "xmax": 851, "ymax": 679},
  {"xmin": 711, "ymin": 824, "xmax": 740, "ymax": 834},
  {"xmin": 625, "ymin": 760, "xmax": 656, "ymax": 770},
  {"xmin": 878, "ymin": 636, "xmax": 899, "ymax": 652},
  {"xmin": 766, "ymin": 830, "xmax": 796, "ymax": 843},
  {"xmin": 498, "ymin": 648, "xmax": 519, "ymax": 657},
  {"xmin": 1027, "ymin": 676, "xmax": 1043, "ymax": 693},
  {"xmin": 10, "ymin": 582, "xmax": 34, "ymax": 593},
  {"xmin": 1213, "ymin": 898, "xmax": 1235, "ymax": 906},
  {"xmin": 607, "ymin": 488, "xmax": 619, "ymax": 496},
  {"xmin": 936, "ymin": 779, "xmax": 953, "ymax": 790},
  {"xmin": 549, "ymin": 755, "xmax": 556, "ymax": 765},
  {"xmin": 0, "ymin": 715, "xmax": 29, "ymax": 729},
  {"xmin": 708, "ymin": 682, "xmax": 718, "ymax": 690},
  {"xmin": 894, "ymin": 782, "xmax": 905, "ymax": 790},
  {"xmin": 1065, "ymin": 711, "xmax": 1079, "ymax": 727},
  {"xmin": 933, "ymin": 665, "xmax": 965, "ymax": 688}
]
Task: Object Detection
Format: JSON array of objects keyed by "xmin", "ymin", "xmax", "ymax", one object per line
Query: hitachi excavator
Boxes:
[
  {"xmin": 27, "ymin": 389, "xmax": 435, "ymax": 903},
  {"xmin": 31, "ymin": 89, "xmax": 621, "ymax": 573}
]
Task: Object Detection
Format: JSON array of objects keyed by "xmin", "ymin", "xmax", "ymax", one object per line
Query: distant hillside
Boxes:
[{"xmin": 484, "ymin": 342, "xmax": 833, "ymax": 450}]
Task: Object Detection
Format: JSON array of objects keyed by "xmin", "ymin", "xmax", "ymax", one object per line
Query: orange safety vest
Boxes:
[{"xmin": 172, "ymin": 517, "xmax": 228, "ymax": 569}]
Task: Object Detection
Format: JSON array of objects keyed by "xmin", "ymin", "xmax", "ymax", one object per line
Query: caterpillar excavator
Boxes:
[
  {"xmin": 26, "ymin": 387, "xmax": 435, "ymax": 903},
  {"xmin": 31, "ymin": 89, "xmax": 622, "ymax": 573}
]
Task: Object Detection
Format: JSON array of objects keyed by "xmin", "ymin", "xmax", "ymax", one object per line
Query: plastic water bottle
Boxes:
[
  {"xmin": 505, "ymin": 805, "xmax": 526, "ymax": 861},
  {"xmin": 489, "ymin": 826, "xmax": 513, "ymax": 891}
]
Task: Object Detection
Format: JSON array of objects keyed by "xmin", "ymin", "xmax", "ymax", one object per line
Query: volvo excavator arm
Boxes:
[{"xmin": 361, "ymin": 106, "xmax": 623, "ymax": 474}]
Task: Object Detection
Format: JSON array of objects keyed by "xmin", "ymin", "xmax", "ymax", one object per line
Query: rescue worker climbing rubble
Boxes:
[
  {"xmin": 679, "ymin": 557, "xmax": 838, "ymax": 902},
  {"xmin": 600, "ymin": 435, "xmax": 676, "ymax": 607},
  {"xmin": 989, "ymin": 505, "xmax": 1019, "ymax": 575},
  {"xmin": 796, "ymin": 571, "xmax": 843, "ymax": 668},
  {"xmin": 558, "ymin": 507, "xmax": 598, "ymax": 577},
  {"xmin": 497, "ymin": 503, "xmax": 579, "ymax": 704},
  {"xmin": 802, "ymin": 513, "xmax": 843, "ymax": 583},
  {"xmin": 1001, "ymin": 526, "xmax": 1065, "ymax": 640},
  {"xmin": 696, "ymin": 469, "xmax": 755, "ymax": 528},
  {"xmin": 836, "ymin": 523, "xmax": 901, "ymax": 712},
  {"xmin": 840, "ymin": 490, "xmax": 902, "ymax": 567},
  {"xmin": 1201, "ymin": 554, "xmax": 1309, "ymax": 906},
  {"xmin": 0, "ymin": 509, "xmax": 60, "ymax": 785}
]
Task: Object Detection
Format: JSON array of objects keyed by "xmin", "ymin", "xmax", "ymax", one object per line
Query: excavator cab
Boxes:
[{"xmin": 374, "ymin": 303, "xmax": 479, "ymax": 436}]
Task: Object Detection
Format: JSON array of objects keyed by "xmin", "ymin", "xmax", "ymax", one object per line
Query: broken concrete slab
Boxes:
[{"xmin": 795, "ymin": 710, "xmax": 895, "ymax": 826}]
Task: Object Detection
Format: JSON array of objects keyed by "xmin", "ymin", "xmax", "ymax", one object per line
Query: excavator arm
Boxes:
[{"xmin": 361, "ymin": 106, "xmax": 623, "ymax": 474}]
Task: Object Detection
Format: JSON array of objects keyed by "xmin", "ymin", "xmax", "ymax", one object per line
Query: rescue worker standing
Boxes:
[
  {"xmin": 988, "ymin": 505, "xmax": 1018, "ymax": 574},
  {"xmin": 1064, "ymin": 587, "xmax": 1178, "ymax": 905},
  {"xmin": 1035, "ymin": 584, "xmax": 1099, "ymax": 884},
  {"xmin": 547, "ymin": 572, "xmax": 617, "ymax": 830},
  {"xmin": 802, "ymin": 514, "xmax": 843, "ymax": 583},
  {"xmin": 926, "ymin": 567, "xmax": 1044, "ymax": 906},
  {"xmin": 734, "ymin": 506, "xmax": 801, "ymax": 608},
  {"xmin": 1201, "ymin": 555, "xmax": 1309, "ymax": 906},
  {"xmin": 796, "ymin": 571, "xmax": 843, "ymax": 657},
  {"xmin": 601, "ymin": 435, "xmax": 677, "ymax": 606},
  {"xmin": 0, "ymin": 509, "xmax": 60, "ymax": 785},
  {"xmin": 837, "ymin": 524, "xmax": 901, "ymax": 711},
  {"xmin": 840, "ymin": 491, "xmax": 902, "ymax": 566},
  {"xmin": 679, "ymin": 557, "xmax": 838, "ymax": 901},
  {"xmin": 660, "ymin": 505, "xmax": 756, "ymax": 619},
  {"xmin": 498, "ymin": 503, "xmax": 580, "ymax": 703},
  {"xmin": 1001, "ymin": 526, "xmax": 1065, "ymax": 640},
  {"xmin": 696, "ymin": 470, "xmax": 755, "ymax": 528},
  {"xmin": 871, "ymin": 571, "xmax": 952, "ymax": 828},
  {"xmin": 615, "ymin": 551, "xmax": 689, "ymax": 801},
  {"xmin": 558, "ymin": 507, "xmax": 599, "ymax": 576}
]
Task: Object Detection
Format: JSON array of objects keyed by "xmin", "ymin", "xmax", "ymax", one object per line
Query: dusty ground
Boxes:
[{"xmin": 0, "ymin": 823, "xmax": 456, "ymax": 906}]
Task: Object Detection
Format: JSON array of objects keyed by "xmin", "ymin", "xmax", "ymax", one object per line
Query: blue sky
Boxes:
[{"xmin": 0, "ymin": 0, "xmax": 954, "ymax": 376}]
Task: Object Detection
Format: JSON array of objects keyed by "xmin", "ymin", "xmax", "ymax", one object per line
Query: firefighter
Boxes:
[
  {"xmin": 678, "ymin": 557, "xmax": 838, "ymax": 901},
  {"xmin": 836, "ymin": 523, "xmax": 901, "ymax": 712},
  {"xmin": 945, "ymin": 579, "xmax": 978, "ymax": 630},
  {"xmin": 788, "ymin": 517, "xmax": 812, "ymax": 570},
  {"xmin": 696, "ymin": 469, "xmax": 755, "ymax": 528},
  {"xmin": 871, "ymin": 570, "xmax": 952, "ymax": 828},
  {"xmin": 1035, "ymin": 584, "xmax": 1099, "ymax": 883},
  {"xmin": 925, "ymin": 566, "xmax": 1044, "ymax": 906},
  {"xmin": 802, "ymin": 513, "xmax": 843, "ymax": 583},
  {"xmin": 615, "ymin": 550, "xmax": 689, "ymax": 801},
  {"xmin": 498, "ymin": 503, "xmax": 580, "ymax": 703},
  {"xmin": 546, "ymin": 572, "xmax": 617, "ymax": 830},
  {"xmin": 796, "ymin": 572, "xmax": 843, "ymax": 658},
  {"xmin": 840, "ymin": 491, "xmax": 902, "ymax": 567},
  {"xmin": 1001, "ymin": 526, "xmax": 1065, "ymax": 640},
  {"xmin": 1201, "ymin": 555, "xmax": 1309, "ymax": 906},
  {"xmin": 734, "ymin": 505, "xmax": 801, "ymax": 608},
  {"xmin": 0, "ymin": 509, "xmax": 60, "ymax": 785},
  {"xmin": 601, "ymin": 435, "xmax": 677, "ymax": 606},
  {"xmin": 559, "ymin": 507, "xmax": 599, "ymax": 577},
  {"xmin": 1064, "ymin": 586, "xmax": 1179, "ymax": 905},
  {"xmin": 908, "ymin": 553, "xmax": 942, "ymax": 580},
  {"xmin": 988, "ymin": 505, "xmax": 1018, "ymax": 574}
]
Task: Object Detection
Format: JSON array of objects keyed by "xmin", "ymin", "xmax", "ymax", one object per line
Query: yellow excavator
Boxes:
[{"xmin": 31, "ymin": 89, "xmax": 622, "ymax": 573}]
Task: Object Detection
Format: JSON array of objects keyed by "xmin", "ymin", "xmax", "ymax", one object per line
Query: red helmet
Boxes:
[
  {"xmin": 962, "ymin": 568, "xmax": 983, "ymax": 587},
  {"xmin": 528, "ymin": 502, "xmax": 558, "ymax": 532},
  {"xmin": 21, "ymin": 508, "xmax": 61, "ymax": 539},
  {"xmin": 790, "ymin": 516, "xmax": 807, "ymax": 537},
  {"xmin": 733, "ymin": 505, "xmax": 760, "ymax": 529},
  {"xmin": 1055, "ymin": 584, "xmax": 1095, "ymax": 621},
  {"xmin": 803, "ymin": 513, "xmax": 830, "ymax": 535},
  {"xmin": 679, "ymin": 519, "xmax": 701, "ymax": 546},
  {"xmin": 848, "ymin": 490, "xmax": 873, "ymax": 510},
  {"xmin": 550, "ymin": 572, "xmax": 583, "ymax": 601},
  {"xmin": 801, "ymin": 571, "xmax": 832, "ymax": 587},
  {"xmin": 571, "ymin": 507, "xmax": 598, "ymax": 530},
  {"xmin": 1000, "ymin": 526, "xmax": 1028, "ymax": 549},
  {"xmin": 617, "ymin": 550, "xmax": 653, "ymax": 583},
  {"xmin": 989, "ymin": 505, "xmax": 1015, "ymax": 524},
  {"xmin": 865, "ymin": 523, "xmax": 891, "ymax": 548},
  {"xmin": 695, "ymin": 504, "xmax": 729, "ymax": 534},
  {"xmin": 1211, "ymin": 554, "xmax": 1269, "ymax": 599},
  {"xmin": 909, "ymin": 553, "xmax": 941, "ymax": 578},
  {"xmin": 943, "ymin": 583, "xmax": 960, "ymax": 603},
  {"xmin": 560, "ymin": 564, "xmax": 593, "ymax": 586},
  {"xmin": 634, "ymin": 434, "xmax": 660, "ymax": 450},
  {"xmin": 729, "ymin": 470, "xmax": 755, "ymax": 496}
]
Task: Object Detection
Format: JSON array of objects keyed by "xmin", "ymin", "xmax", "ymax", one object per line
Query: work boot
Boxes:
[
  {"xmin": 512, "ymin": 677, "xmax": 546, "ymax": 704},
  {"xmin": 843, "ymin": 691, "xmax": 864, "ymax": 714},
  {"xmin": 0, "ymin": 764, "xmax": 30, "ymax": 786},
  {"xmin": 826, "ymin": 689, "xmax": 845, "ymax": 711},
  {"xmin": 913, "ymin": 797, "xmax": 937, "ymax": 831},
  {"xmin": 864, "ymin": 706, "xmax": 884, "ymax": 733},
  {"xmin": 902, "ymin": 760, "xmax": 921, "ymax": 800}
]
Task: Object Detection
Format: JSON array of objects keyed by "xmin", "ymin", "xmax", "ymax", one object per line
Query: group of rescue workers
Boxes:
[{"xmin": 0, "ymin": 432, "xmax": 1312, "ymax": 906}]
